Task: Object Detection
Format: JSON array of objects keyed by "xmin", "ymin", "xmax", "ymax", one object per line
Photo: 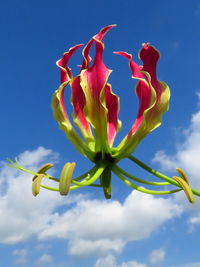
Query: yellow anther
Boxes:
[
  {"xmin": 32, "ymin": 163, "xmax": 53, "ymax": 181},
  {"xmin": 32, "ymin": 163, "xmax": 54, "ymax": 196},
  {"xmin": 175, "ymin": 168, "xmax": 189, "ymax": 183},
  {"xmin": 59, "ymin": 162, "xmax": 76, "ymax": 195},
  {"xmin": 32, "ymin": 174, "xmax": 45, "ymax": 196},
  {"xmin": 173, "ymin": 175, "xmax": 195, "ymax": 204}
]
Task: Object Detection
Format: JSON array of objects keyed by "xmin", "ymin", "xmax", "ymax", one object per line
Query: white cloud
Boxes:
[
  {"xmin": 39, "ymin": 191, "xmax": 181, "ymax": 257},
  {"xmin": 13, "ymin": 249, "xmax": 28, "ymax": 265},
  {"xmin": 0, "ymin": 147, "xmax": 182, "ymax": 259},
  {"xmin": 94, "ymin": 254, "xmax": 116, "ymax": 267},
  {"xmin": 0, "ymin": 147, "xmax": 69, "ymax": 244},
  {"xmin": 94, "ymin": 254, "xmax": 147, "ymax": 267},
  {"xmin": 69, "ymin": 238, "xmax": 124, "ymax": 257},
  {"xmin": 174, "ymin": 263, "xmax": 200, "ymax": 267},
  {"xmin": 36, "ymin": 253, "xmax": 53, "ymax": 265},
  {"xmin": 153, "ymin": 109, "xmax": 200, "ymax": 219},
  {"xmin": 148, "ymin": 247, "xmax": 165, "ymax": 265},
  {"xmin": 120, "ymin": 261, "xmax": 147, "ymax": 267},
  {"xmin": 153, "ymin": 111, "xmax": 200, "ymax": 189},
  {"xmin": 195, "ymin": 91, "xmax": 200, "ymax": 107}
]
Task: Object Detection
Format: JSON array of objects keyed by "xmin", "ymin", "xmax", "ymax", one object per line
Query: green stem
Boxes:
[
  {"xmin": 72, "ymin": 161, "xmax": 108, "ymax": 186},
  {"xmin": 115, "ymin": 165, "xmax": 170, "ymax": 186},
  {"xmin": 112, "ymin": 165, "xmax": 182, "ymax": 195},
  {"xmin": 7, "ymin": 159, "xmax": 97, "ymax": 183},
  {"xmin": 40, "ymin": 183, "xmax": 102, "ymax": 192},
  {"xmin": 7, "ymin": 162, "xmax": 59, "ymax": 181},
  {"xmin": 128, "ymin": 155, "xmax": 200, "ymax": 197}
]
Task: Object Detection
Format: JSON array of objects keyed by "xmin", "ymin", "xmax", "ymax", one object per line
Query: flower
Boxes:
[
  {"xmin": 8, "ymin": 25, "xmax": 199, "ymax": 203},
  {"xmin": 51, "ymin": 25, "xmax": 170, "ymax": 162}
]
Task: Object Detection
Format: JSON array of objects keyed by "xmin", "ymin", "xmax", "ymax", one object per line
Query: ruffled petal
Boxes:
[
  {"xmin": 80, "ymin": 25, "xmax": 116, "ymax": 152},
  {"xmin": 57, "ymin": 44, "xmax": 83, "ymax": 83},
  {"xmin": 138, "ymin": 44, "xmax": 170, "ymax": 134},
  {"xmin": 52, "ymin": 82, "xmax": 94, "ymax": 159},
  {"xmin": 114, "ymin": 45, "xmax": 170, "ymax": 159},
  {"xmin": 71, "ymin": 76, "xmax": 94, "ymax": 144},
  {"xmin": 105, "ymin": 83, "xmax": 121, "ymax": 146},
  {"xmin": 52, "ymin": 45, "xmax": 94, "ymax": 159}
]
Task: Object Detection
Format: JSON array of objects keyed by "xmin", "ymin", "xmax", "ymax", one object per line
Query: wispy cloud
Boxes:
[
  {"xmin": 94, "ymin": 254, "xmax": 147, "ymax": 267},
  {"xmin": 148, "ymin": 247, "xmax": 165, "ymax": 265},
  {"xmin": 174, "ymin": 263, "xmax": 200, "ymax": 267},
  {"xmin": 13, "ymin": 249, "xmax": 28, "ymax": 266},
  {"xmin": 35, "ymin": 253, "xmax": 53, "ymax": 265}
]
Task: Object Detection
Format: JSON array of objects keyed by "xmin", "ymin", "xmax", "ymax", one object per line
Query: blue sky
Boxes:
[{"xmin": 1, "ymin": 0, "xmax": 200, "ymax": 266}]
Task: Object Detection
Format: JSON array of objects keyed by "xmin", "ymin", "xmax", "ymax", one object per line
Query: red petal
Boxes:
[
  {"xmin": 105, "ymin": 84, "xmax": 120, "ymax": 145},
  {"xmin": 57, "ymin": 44, "xmax": 83, "ymax": 83},
  {"xmin": 71, "ymin": 76, "xmax": 92, "ymax": 136},
  {"xmin": 114, "ymin": 51, "xmax": 143, "ymax": 79},
  {"xmin": 82, "ymin": 25, "xmax": 116, "ymax": 70},
  {"xmin": 139, "ymin": 43, "xmax": 162, "ymax": 98},
  {"xmin": 127, "ymin": 80, "xmax": 152, "ymax": 137},
  {"xmin": 82, "ymin": 26, "xmax": 115, "ymax": 108},
  {"xmin": 80, "ymin": 25, "xmax": 116, "ymax": 152},
  {"xmin": 115, "ymin": 51, "xmax": 152, "ymax": 135}
]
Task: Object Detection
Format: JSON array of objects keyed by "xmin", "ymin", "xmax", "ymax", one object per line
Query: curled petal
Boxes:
[
  {"xmin": 139, "ymin": 43, "xmax": 161, "ymax": 94},
  {"xmin": 52, "ymin": 82, "xmax": 94, "ymax": 160},
  {"xmin": 80, "ymin": 25, "xmax": 115, "ymax": 152},
  {"xmin": 114, "ymin": 45, "xmax": 170, "ymax": 158},
  {"xmin": 114, "ymin": 51, "xmax": 143, "ymax": 79},
  {"xmin": 71, "ymin": 76, "xmax": 94, "ymax": 144},
  {"xmin": 114, "ymin": 51, "xmax": 153, "ymax": 136},
  {"xmin": 57, "ymin": 44, "xmax": 83, "ymax": 83},
  {"xmin": 105, "ymin": 84, "xmax": 121, "ymax": 146},
  {"xmin": 56, "ymin": 45, "xmax": 94, "ymax": 151},
  {"xmin": 82, "ymin": 24, "xmax": 116, "ymax": 70}
]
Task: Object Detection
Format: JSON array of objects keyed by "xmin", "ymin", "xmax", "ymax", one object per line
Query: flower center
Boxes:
[{"xmin": 94, "ymin": 152, "xmax": 116, "ymax": 164}]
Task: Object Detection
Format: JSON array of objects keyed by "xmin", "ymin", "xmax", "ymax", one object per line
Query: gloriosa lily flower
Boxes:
[
  {"xmin": 7, "ymin": 25, "xmax": 200, "ymax": 203},
  {"xmin": 52, "ymin": 25, "xmax": 170, "ymax": 161}
]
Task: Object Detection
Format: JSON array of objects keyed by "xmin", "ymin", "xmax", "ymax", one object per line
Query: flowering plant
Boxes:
[{"xmin": 8, "ymin": 25, "xmax": 200, "ymax": 203}]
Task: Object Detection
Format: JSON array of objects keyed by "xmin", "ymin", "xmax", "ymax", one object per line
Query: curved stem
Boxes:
[
  {"xmin": 115, "ymin": 165, "xmax": 170, "ymax": 186},
  {"xmin": 128, "ymin": 155, "xmax": 200, "ymax": 197},
  {"xmin": 71, "ymin": 161, "xmax": 108, "ymax": 186},
  {"xmin": 73, "ymin": 165, "xmax": 97, "ymax": 181},
  {"xmin": 41, "ymin": 185, "xmax": 59, "ymax": 192},
  {"xmin": 112, "ymin": 165, "xmax": 182, "ymax": 195},
  {"xmin": 7, "ymin": 159, "xmax": 97, "ymax": 183},
  {"xmin": 41, "ymin": 183, "xmax": 102, "ymax": 192},
  {"xmin": 7, "ymin": 161, "xmax": 59, "ymax": 181}
]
